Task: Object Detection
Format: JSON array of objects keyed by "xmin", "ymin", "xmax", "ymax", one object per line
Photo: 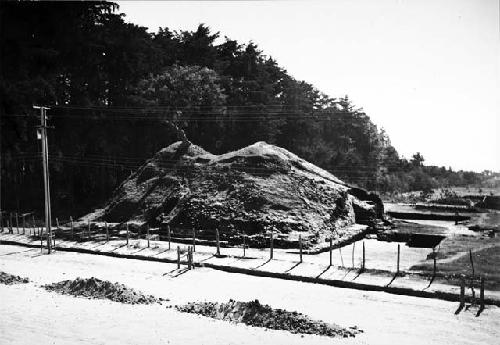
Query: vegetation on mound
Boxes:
[
  {"xmin": 176, "ymin": 299, "xmax": 362, "ymax": 338},
  {"xmin": 43, "ymin": 277, "xmax": 166, "ymax": 305},
  {"xmin": 0, "ymin": 272, "xmax": 30, "ymax": 285}
]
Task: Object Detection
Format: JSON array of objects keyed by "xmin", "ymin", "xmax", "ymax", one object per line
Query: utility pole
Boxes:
[{"xmin": 34, "ymin": 106, "xmax": 52, "ymax": 254}]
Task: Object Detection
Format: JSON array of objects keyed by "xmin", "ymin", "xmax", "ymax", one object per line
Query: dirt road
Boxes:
[{"xmin": 1, "ymin": 244, "xmax": 498, "ymax": 345}]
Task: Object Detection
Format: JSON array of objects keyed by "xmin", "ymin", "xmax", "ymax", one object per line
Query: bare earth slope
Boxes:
[{"xmin": 97, "ymin": 141, "xmax": 380, "ymax": 248}]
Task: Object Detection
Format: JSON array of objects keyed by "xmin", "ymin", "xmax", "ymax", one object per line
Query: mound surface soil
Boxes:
[
  {"xmin": 43, "ymin": 277, "xmax": 165, "ymax": 305},
  {"xmin": 95, "ymin": 141, "xmax": 381, "ymax": 248},
  {"xmin": 0, "ymin": 271, "xmax": 29, "ymax": 285},
  {"xmin": 176, "ymin": 299, "xmax": 362, "ymax": 338}
]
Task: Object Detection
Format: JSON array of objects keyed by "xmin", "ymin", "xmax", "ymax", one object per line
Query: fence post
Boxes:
[
  {"xmin": 9, "ymin": 213, "xmax": 13, "ymax": 233},
  {"xmin": 32, "ymin": 215, "xmax": 36, "ymax": 236},
  {"xmin": 177, "ymin": 245, "xmax": 181, "ymax": 269},
  {"xmin": 352, "ymin": 242, "xmax": 356, "ymax": 268},
  {"xmin": 362, "ymin": 241, "xmax": 366, "ymax": 271},
  {"xmin": 187, "ymin": 246, "xmax": 192, "ymax": 270},
  {"xmin": 87, "ymin": 219, "xmax": 91, "ymax": 240},
  {"xmin": 167, "ymin": 224, "xmax": 171, "ymax": 250},
  {"xmin": 433, "ymin": 250, "xmax": 437, "ymax": 277},
  {"xmin": 126, "ymin": 222, "xmax": 129, "ymax": 246},
  {"xmin": 106, "ymin": 221, "xmax": 109, "ymax": 242},
  {"xmin": 22, "ymin": 215, "xmax": 26, "ymax": 234},
  {"xmin": 459, "ymin": 277, "xmax": 465, "ymax": 309},
  {"xmin": 270, "ymin": 229, "xmax": 274, "ymax": 260},
  {"xmin": 215, "ymin": 228, "xmax": 220, "ymax": 256},
  {"xmin": 469, "ymin": 249, "xmax": 476, "ymax": 303},
  {"xmin": 299, "ymin": 235, "xmax": 303, "ymax": 263},
  {"xmin": 329, "ymin": 238, "xmax": 333, "ymax": 266},
  {"xmin": 480, "ymin": 277, "xmax": 485, "ymax": 310},
  {"xmin": 192, "ymin": 228, "xmax": 196, "ymax": 252},
  {"xmin": 147, "ymin": 224, "xmax": 150, "ymax": 248},
  {"xmin": 70, "ymin": 216, "xmax": 74, "ymax": 240},
  {"xmin": 397, "ymin": 244, "xmax": 400, "ymax": 274},
  {"xmin": 15, "ymin": 212, "xmax": 19, "ymax": 233},
  {"xmin": 339, "ymin": 247, "xmax": 344, "ymax": 267},
  {"xmin": 243, "ymin": 234, "xmax": 246, "ymax": 257}
]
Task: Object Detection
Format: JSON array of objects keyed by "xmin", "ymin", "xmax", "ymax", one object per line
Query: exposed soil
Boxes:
[
  {"xmin": 176, "ymin": 299, "xmax": 362, "ymax": 338},
  {"xmin": 43, "ymin": 277, "xmax": 166, "ymax": 305},
  {"xmin": 0, "ymin": 271, "xmax": 29, "ymax": 285},
  {"xmin": 93, "ymin": 141, "xmax": 381, "ymax": 249}
]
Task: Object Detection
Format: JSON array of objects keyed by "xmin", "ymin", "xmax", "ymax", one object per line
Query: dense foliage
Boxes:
[{"xmin": 1, "ymin": 1, "xmax": 497, "ymax": 216}]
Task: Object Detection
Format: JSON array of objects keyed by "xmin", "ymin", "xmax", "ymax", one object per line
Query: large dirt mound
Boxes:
[
  {"xmin": 0, "ymin": 271, "xmax": 29, "ymax": 285},
  {"xmin": 96, "ymin": 141, "xmax": 381, "ymax": 248},
  {"xmin": 176, "ymin": 299, "xmax": 362, "ymax": 338},
  {"xmin": 43, "ymin": 277, "xmax": 165, "ymax": 305}
]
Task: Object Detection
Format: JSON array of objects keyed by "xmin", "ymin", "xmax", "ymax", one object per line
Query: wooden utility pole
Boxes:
[{"xmin": 34, "ymin": 105, "xmax": 52, "ymax": 254}]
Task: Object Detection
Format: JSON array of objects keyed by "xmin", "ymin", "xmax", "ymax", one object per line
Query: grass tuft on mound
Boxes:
[
  {"xmin": 43, "ymin": 277, "xmax": 166, "ymax": 305},
  {"xmin": 176, "ymin": 299, "xmax": 362, "ymax": 338}
]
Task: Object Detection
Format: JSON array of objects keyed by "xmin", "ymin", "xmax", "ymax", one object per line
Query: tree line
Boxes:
[{"xmin": 1, "ymin": 1, "xmax": 496, "ymax": 217}]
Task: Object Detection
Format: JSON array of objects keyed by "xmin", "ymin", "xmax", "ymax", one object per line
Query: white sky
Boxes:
[{"xmin": 117, "ymin": 0, "xmax": 500, "ymax": 172}]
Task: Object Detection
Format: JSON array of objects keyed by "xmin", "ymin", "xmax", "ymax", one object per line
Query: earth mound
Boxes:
[
  {"xmin": 43, "ymin": 277, "xmax": 165, "ymax": 305},
  {"xmin": 176, "ymin": 299, "xmax": 362, "ymax": 338},
  {"xmin": 95, "ymin": 141, "xmax": 382, "ymax": 248},
  {"xmin": 0, "ymin": 271, "xmax": 29, "ymax": 285}
]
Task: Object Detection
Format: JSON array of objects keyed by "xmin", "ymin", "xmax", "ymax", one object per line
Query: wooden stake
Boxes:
[
  {"xmin": 215, "ymin": 228, "xmax": 220, "ymax": 256},
  {"xmin": 352, "ymin": 242, "xmax": 356, "ymax": 268},
  {"xmin": 188, "ymin": 247, "xmax": 193, "ymax": 270},
  {"xmin": 167, "ymin": 224, "xmax": 171, "ymax": 250},
  {"xmin": 106, "ymin": 221, "xmax": 109, "ymax": 242},
  {"xmin": 270, "ymin": 229, "xmax": 274, "ymax": 260},
  {"xmin": 192, "ymin": 228, "xmax": 196, "ymax": 252},
  {"xmin": 469, "ymin": 249, "xmax": 476, "ymax": 303},
  {"xmin": 433, "ymin": 250, "xmax": 437, "ymax": 277},
  {"xmin": 87, "ymin": 219, "xmax": 91, "ymax": 240},
  {"xmin": 15, "ymin": 212, "xmax": 19, "ymax": 233},
  {"xmin": 126, "ymin": 222, "xmax": 129, "ymax": 245},
  {"xmin": 32, "ymin": 215, "xmax": 36, "ymax": 236},
  {"xmin": 147, "ymin": 224, "xmax": 150, "ymax": 248},
  {"xmin": 70, "ymin": 216, "xmax": 74, "ymax": 240},
  {"xmin": 480, "ymin": 277, "xmax": 485, "ymax": 310},
  {"xmin": 9, "ymin": 213, "xmax": 13, "ymax": 233},
  {"xmin": 243, "ymin": 234, "xmax": 246, "ymax": 257},
  {"xmin": 177, "ymin": 246, "xmax": 181, "ymax": 269},
  {"xmin": 459, "ymin": 277, "xmax": 465, "ymax": 309},
  {"xmin": 329, "ymin": 238, "xmax": 333, "ymax": 266},
  {"xmin": 362, "ymin": 241, "xmax": 366, "ymax": 271},
  {"xmin": 339, "ymin": 247, "xmax": 344, "ymax": 267},
  {"xmin": 397, "ymin": 244, "xmax": 400, "ymax": 274},
  {"xmin": 56, "ymin": 217, "xmax": 60, "ymax": 229},
  {"xmin": 22, "ymin": 215, "xmax": 26, "ymax": 234},
  {"xmin": 299, "ymin": 235, "xmax": 303, "ymax": 263}
]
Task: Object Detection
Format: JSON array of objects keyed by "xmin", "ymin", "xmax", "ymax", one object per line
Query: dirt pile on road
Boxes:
[
  {"xmin": 176, "ymin": 299, "xmax": 361, "ymax": 338},
  {"xmin": 0, "ymin": 271, "xmax": 29, "ymax": 285},
  {"xmin": 43, "ymin": 277, "xmax": 165, "ymax": 304},
  {"xmin": 96, "ymin": 141, "xmax": 382, "ymax": 248}
]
